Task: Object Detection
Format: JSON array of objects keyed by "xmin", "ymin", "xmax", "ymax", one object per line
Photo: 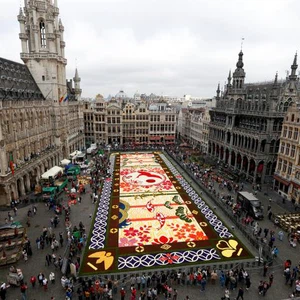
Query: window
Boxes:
[
  {"xmin": 294, "ymin": 128, "xmax": 298, "ymax": 141},
  {"xmin": 40, "ymin": 21, "xmax": 47, "ymax": 48},
  {"xmin": 285, "ymin": 143, "xmax": 290, "ymax": 156},
  {"xmin": 282, "ymin": 160, "xmax": 287, "ymax": 172},
  {"xmin": 288, "ymin": 162, "xmax": 292, "ymax": 175},
  {"xmin": 283, "ymin": 126, "xmax": 287, "ymax": 137},
  {"xmin": 280, "ymin": 142, "xmax": 285, "ymax": 154},
  {"xmin": 278, "ymin": 158, "xmax": 282, "ymax": 171},
  {"xmin": 291, "ymin": 145, "xmax": 296, "ymax": 158},
  {"xmin": 292, "ymin": 114, "xmax": 295, "ymax": 122},
  {"xmin": 288, "ymin": 127, "xmax": 293, "ymax": 138}
]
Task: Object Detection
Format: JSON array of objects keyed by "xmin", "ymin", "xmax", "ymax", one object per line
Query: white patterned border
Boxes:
[
  {"xmin": 89, "ymin": 155, "xmax": 115, "ymax": 249},
  {"xmin": 159, "ymin": 153, "xmax": 233, "ymax": 239},
  {"xmin": 118, "ymin": 248, "xmax": 220, "ymax": 270}
]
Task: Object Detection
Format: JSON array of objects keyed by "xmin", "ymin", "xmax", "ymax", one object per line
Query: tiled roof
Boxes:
[{"xmin": 0, "ymin": 57, "xmax": 44, "ymax": 101}]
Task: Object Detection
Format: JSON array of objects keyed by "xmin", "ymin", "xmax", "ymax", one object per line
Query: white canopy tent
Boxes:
[
  {"xmin": 60, "ymin": 159, "xmax": 71, "ymax": 166},
  {"xmin": 69, "ymin": 150, "xmax": 82, "ymax": 158},
  {"xmin": 41, "ymin": 166, "xmax": 64, "ymax": 180}
]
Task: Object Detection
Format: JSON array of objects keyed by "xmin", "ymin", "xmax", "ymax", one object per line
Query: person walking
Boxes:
[
  {"xmin": 236, "ymin": 287, "xmax": 244, "ymax": 300},
  {"xmin": 221, "ymin": 288, "xmax": 230, "ymax": 300}
]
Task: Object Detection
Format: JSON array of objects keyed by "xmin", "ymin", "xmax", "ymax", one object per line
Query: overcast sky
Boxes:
[{"xmin": 1, "ymin": 0, "xmax": 300, "ymax": 98}]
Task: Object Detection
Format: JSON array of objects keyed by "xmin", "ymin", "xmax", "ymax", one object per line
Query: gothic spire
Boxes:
[
  {"xmin": 227, "ymin": 70, "xmax": 232, "ymax": 86},
  {"xmin": 74, "ymin": 68, "xmax": 80, "ymax": 82},
  {"xmin": 289, "ymin": 52, "xmax": 298, "ymax": 80},
  {"xmin": 216, "ymin": 83, "xmax": 220, "ymax": 99},
  {"xmin": 273, "ymin": 72, "xmax": 278, "ymax": 85}
]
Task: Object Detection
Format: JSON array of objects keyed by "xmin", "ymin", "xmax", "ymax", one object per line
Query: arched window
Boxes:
[{"xmin": 40, "ymin": 20, "xmax": 47, "ymax": 48}]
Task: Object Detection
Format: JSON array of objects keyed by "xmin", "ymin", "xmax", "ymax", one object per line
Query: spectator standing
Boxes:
[{"xmin": 20, "ymin": 282, "xmax": 28, "ymax": 300}]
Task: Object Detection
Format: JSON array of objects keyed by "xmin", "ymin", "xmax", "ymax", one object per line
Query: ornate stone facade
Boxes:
[
  {"xmin": 208, "ymin": 51, "xmax": 300, "ymax": 184},
  {"xmin": 0, "ymin": 0, "xmax": 84, "ymax": 206},
  {"xmin": 274, "ymin": 103, "xmax": 300, "ymax": 202},
  {"xmin": 83, "ymin": 97, "xmax": 177, "ymax": 146}
]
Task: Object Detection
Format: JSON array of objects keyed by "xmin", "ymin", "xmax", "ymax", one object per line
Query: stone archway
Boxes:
[
  {"xmin": 249, "ymin": 159, "xmax": 256, "ymax": 177},
  {"xmin": 24, "ymin": 174, "xmax": 31, "ymax": 193},
  {"xmin": 256, "ymin": 161, "xmax": 264, "ymax": 183},
  {"xmin": 220, "ymin": 146, "xmax": 224, "ymax": 161},
  {"xmin": 243, "ymin": 156, "xmax": 248, "ymax": 172},
  {"xmin": 231, "ymin": 151, "xmax": 236, "ymax": 167},
  {"xmin": 225, "ymin": 149, "xmax": 229, "ymax": 164},
  {"xmin": 0, "ymin": 185, "xmax": 8, "ymax": 206},
  {"xmin": 17, "ymin": 178, "xmax": 25, "ymax": 198},
  {"xmin": 236, "ymin": 153, "xmax": 242, "ymax": 169}
]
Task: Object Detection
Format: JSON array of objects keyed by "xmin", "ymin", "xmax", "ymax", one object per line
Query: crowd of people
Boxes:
[{"xmin": 2, "ymin": 143, "xmax": 300, "ymax": 299}]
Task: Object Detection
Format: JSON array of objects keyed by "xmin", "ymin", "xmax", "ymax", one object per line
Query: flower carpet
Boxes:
[{"xmin": 80, "ymin": 152, "xmax": 254, "ymax": 275}]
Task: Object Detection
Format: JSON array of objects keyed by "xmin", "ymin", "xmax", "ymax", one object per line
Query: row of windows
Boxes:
[
  {"xmin": 150, "ymin": 124, "xmax": 175, "ymax": 132},
  {"xmin": 277, "ymin": 159, "xmax": 293, "ymax": 175},
  {"xmin": 280, "ymin": 142, "xmax": 296, "ymax": 157},
  {"xmin": 282, "ymin": 126, "xmax": 299, "ymax": 140}
]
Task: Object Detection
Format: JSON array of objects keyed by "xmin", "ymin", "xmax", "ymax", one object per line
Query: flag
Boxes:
[
  {"xmin": 10, "ymin": 161, "xmax": 14, "ymax": 175},
  {"xmin": 59, "ymin": 94, "xmax": 65, "ymax": 103},
  {"xmin": 63, "ymin": 94, "xmax": 69, "ymax": 102}
]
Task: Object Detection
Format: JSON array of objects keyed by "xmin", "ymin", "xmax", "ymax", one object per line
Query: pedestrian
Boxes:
[
  {"xmin": 200, "ymin": 277, "xmax": 206, "ymax": 291},
  {"xmin": 245, "ymin": 275, "xmax": 251, "ymax": 290},
  {"xmin": 36, "ymin": 237, "xmax": 40, "ymax": 249},
  {"xmin": 49, "ymin": 272, "xmax": 55, "ymax": 284},
  {"xmin": 0, "ymin": 283, "xmax": 9, "ymax": 300},
  {"xmin": 278, "ymin": 231, "xmax": 284, "ymax": 241},
  {"xmin": 20, "ymin": 282, "xmax": 28, "ymax": 300},
  {"xmin": 269, "ymin": 273, "xmax": 274, "ymax": 287},
  {"xmin": 221, "ymin": 288, "xmax": 230, "ymax": 300},
  {"xmin": 13, "ymin": 206, "xmax": 17, "ymax": 216},
  {"xmin": 263, "ymin": 262, "xmax": 268, "ymax": 277},
  {"xmin": 120, "ymin": 287, "xmax": 126, "ymax": 300},
  {"xmin": 236, "ymin": 287, "xmax": 244, "ymax": 300},
  {"xmin": 22, "ymin": 249, "xmax": 28, "ymax": 262},
  {"xmin": 38, "ymin": 272, "xmax": 44, "ymax": 286},
  {"xmin": 30, "ymin": 275, "xmax": 36, "ymax": 288},
  {"xmin": 43, "ymin": 277, "xmax": 48, "ymax": 291}
]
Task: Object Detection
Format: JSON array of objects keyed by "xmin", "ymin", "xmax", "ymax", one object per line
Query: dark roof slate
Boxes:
[{"xmin": 0, "ymin": 57, "xmax": 44, "ymax": 101}]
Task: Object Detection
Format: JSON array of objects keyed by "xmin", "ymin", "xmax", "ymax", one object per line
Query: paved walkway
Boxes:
[{"xmin": 0, "ymin": 152, "xmax": 298, "ymax": 300}]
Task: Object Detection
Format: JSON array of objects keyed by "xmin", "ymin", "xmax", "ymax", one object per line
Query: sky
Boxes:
[{"xmin": 1, "ymin": 0, "xmax": 300, "ymax": 98}]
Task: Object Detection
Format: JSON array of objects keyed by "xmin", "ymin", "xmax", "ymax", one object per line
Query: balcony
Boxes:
[{"xmin": 0, "ymin": 146, "xmax": 60, "ymax": 179}]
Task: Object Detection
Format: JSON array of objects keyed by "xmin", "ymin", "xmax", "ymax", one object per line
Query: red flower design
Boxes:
[
  {"xmin": 159, "ymin": 253, "xmax": 180, "ymax": 264},
  {"xmin": 167, "ymin": 223, "xmax": 180, "ymax": 231},
  {"xmin": 161, "ymin": 180, "xmax": 173, "ymax": 190},
  {"xmin": 120, "ymin": 182, "xmax": 133, "ymax": 192},
  {"xmin": 182, "ymin": 223, "xmax": 197, "ymax": 233},
  {"xmin": 152, "ymin": 235, "xmax": 177, "ymax": 245},
  {"xmin": 188, "ymin": 231, "xmax": 208, "ymax": 241},
  {"xmin": 123, "ymin": 227, "xmax": 139, "ymax": 238},
  {"xmin": 174, "ymin": 231, "xmax": 187, "ymax": 239},
  {"xmin": 139, "ymin": 234, "xmax": 151, "ymax": 243}
]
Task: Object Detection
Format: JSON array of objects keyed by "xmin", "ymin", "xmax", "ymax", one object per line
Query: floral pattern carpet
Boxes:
[{"xmin": 80, "ymin": 152, "xmax": 253, "ymax": 275}]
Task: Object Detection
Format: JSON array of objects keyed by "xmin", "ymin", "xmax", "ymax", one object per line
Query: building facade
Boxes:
[
  {"xmin": 274, "ymin": 103, "xmax": 300, "ymax": 202},
  {"xmin": 83, "ymin": 97, "xmax": 177, "ymax": 146},
  {"xmin": 0, "ymin": 0, "xmax": 84, "ymax": 206},
  {"xmin": 177, "ymin": 105, "xmax": 212, "ymax": 153},
  {"xmin": 208, "ymin": 51, "xmax": 300, "ymax": 184}
]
